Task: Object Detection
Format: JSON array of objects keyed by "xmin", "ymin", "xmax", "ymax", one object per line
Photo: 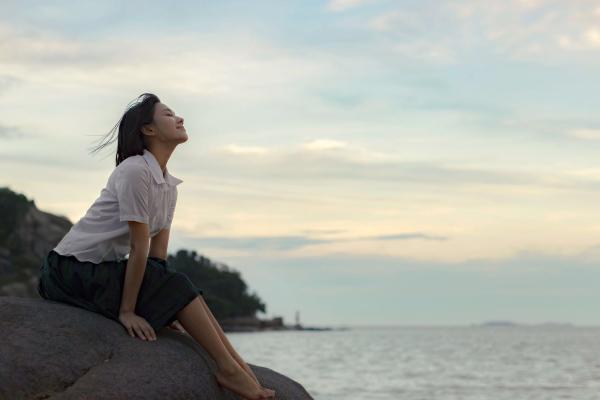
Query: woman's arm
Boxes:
[
  {"xmin": 118, "ymin": 221, "xmax": 157, "ymax": 340},
  {"xmin": 119, "ymin": 221, "xmax": 150, "ymax": 313},
  {"xmin": 149, "ymin": 227, "xmax": 185, "ymax": 333}
]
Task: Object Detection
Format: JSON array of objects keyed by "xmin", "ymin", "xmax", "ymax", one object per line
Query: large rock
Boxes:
[{"xmin": 0, "ymin": 296, "xmax": 314, "ymax": 400}]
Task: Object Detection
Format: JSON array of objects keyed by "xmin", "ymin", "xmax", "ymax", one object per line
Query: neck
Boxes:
[{"xmin": 147, "ymin": 147, "xmax": 174, "ymax": 175}]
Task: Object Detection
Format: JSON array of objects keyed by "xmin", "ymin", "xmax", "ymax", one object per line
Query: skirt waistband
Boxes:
[{"xmin": 47, "ymin": 249, "xmax": 168, "ymax": 268}]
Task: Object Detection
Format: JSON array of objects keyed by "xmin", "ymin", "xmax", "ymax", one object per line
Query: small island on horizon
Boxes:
[{"xmin": 221, "ymin": 310, "xmax": 348, "ymax": 332}]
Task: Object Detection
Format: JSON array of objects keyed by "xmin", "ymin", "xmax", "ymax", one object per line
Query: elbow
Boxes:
[{"xmin": 129, "ymin": 241, "xmax": 150, "ymax": 257}]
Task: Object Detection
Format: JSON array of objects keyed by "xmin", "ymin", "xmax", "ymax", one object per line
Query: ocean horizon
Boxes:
[{"xmin": 229, "ymin": 324, "xmax": 600, "ymax": 400}]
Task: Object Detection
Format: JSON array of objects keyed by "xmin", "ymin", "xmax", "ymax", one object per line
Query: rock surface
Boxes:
[{"xmin": 0, "ymin": 296, "xmax": 314, "ymax": 400}]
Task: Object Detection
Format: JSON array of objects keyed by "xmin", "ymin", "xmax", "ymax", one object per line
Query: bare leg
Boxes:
[
  {"xmin": 176, "ymin": 296, "xmax": 275, "ymax": 400},
  {"xmin": 198, "ymin": 295, "xmax": 263, "ymax": 386}
]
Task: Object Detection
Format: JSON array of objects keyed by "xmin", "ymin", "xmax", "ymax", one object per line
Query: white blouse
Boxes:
[{"xmin": 53, "ymin": 149, "xmax": 183, "ymax": 263}]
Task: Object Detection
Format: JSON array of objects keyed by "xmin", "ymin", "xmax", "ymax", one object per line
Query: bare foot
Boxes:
[
  {"xmin": 238, "ymin": 359, "xmax": 260, "ymax": 385},
  {"xmin": 261, "ymin": 388, "xmax": 276, "ymax": 399},
  {"xmin": 215, "ymin": 364, "xmax": 274, "ymax": 400},
  {"xmin": 236, "ymin": 363, "xmax": 276, "ymax": 398},
  {"xmin": 236, "ymin": 365, "xmax": 277, "ymax": 399}
]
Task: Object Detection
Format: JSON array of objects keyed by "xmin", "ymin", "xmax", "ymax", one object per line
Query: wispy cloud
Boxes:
[
  {"xmin": 451, "ymin": 0, "xmax": 600, "ymax": 58},
  {"xmin": 209, "ymin": 140, "xmax": 589, "ymax": 191},
  {"xmin": 367, "ymin": 10, "xmax": 420, "ymax": 32},
  {"xmin": 327, "ymin": 0, "xmax": 371, "ymax": 12},
  {"xmin": 0, "ymin": 24, "xmax": 115, "ymax": 66},
  {"xmin": 222, "ymin": 144, "xmax": 271, "ymax": 155},
  {"xmin": 182, "ymin": 230, "xmax": 448, "ymax": 251},
  {"xmin": 302, "ymin": 139, "xmax": 349, "ymax": 151},
  {"xmin": 0, "ymin": 123, "xmax": 27, "ymax": 139},
  {"xmin": 357, "ymin": 0, "xmax": 600, "ymax": 63},
  {"xmin": 0, "ymin": 23, "xmax": 337, "ymax": 99},
  {"xmin": 566, "ymin": 128, "xmax": 600, "ymax": 140},
  {"xmin": 559, "ymin": 27, "xmax": 600, "ymax": 50},
  {"xmin": 0, "ymin": 74, "xmax": 23, "ymax": 94},
  {"xmin": 365, "ymin": 232, "xmax": 448, "ymax": 241}
]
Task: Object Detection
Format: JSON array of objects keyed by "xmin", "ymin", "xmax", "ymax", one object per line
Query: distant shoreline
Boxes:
[
  {"xmin": 300, "ymin": 322, "xmax": 600, "ymax": 329},
  {"xmin": 221, "ymin": 321, "xmax": 600, "ymax": 332},
  {"xmin": 218, "ymin": 315, "xmax": 599, "ymax": 332}
]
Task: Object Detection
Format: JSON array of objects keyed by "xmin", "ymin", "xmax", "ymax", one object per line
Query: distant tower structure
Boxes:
[{"xmin": 295, "ymin": 310, "xmax": 302, "ymax": 329}]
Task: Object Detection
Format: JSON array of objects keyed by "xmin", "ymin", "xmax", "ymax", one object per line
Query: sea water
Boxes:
[{"xmin": 227, "ymin": 325, "xmax": 600, "ymax": 400}]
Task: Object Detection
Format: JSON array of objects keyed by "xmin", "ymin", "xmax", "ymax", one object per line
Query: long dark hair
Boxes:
[{"xmin": 88, "ymin": 93, "xmax": 161, "ymax": 166}]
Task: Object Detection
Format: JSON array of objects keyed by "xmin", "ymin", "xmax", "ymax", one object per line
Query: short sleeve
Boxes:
[
  {"xmin": 115, "ymin": 163, "xmax": 151, "ymax": 224},
  {"xmin": 165, "ymin": 187, "xmax": 178, "ymax": 230}
]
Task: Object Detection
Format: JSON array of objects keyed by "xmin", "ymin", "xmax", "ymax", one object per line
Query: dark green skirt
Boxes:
[{"xmin": 37, "ymin": 250, "xmax": 204, "ymax": 332}]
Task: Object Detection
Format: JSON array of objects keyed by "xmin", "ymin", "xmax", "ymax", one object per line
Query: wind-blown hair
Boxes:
[{"xmin": 88, "ymin": 93, "xmax": 161, "ymax": 166}]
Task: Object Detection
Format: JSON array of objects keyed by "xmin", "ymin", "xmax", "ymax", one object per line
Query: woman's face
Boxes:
[{"xmin": 143, "ymin": 102, "xmax": 188, "ymax": 145}]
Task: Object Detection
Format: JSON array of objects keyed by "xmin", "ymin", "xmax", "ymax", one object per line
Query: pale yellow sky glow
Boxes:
[{"xmin": 3, "ymin": 0, "xmax": 600, "ymax": 325}]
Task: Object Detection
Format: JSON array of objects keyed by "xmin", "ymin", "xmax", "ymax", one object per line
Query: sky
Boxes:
[{"xmin": 2, "ymin": 0, "xmax": 600, "ymax": 327}]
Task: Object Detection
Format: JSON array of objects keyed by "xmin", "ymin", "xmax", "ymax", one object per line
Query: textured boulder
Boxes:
[{"xmin": 0, "ymin": 296, "xmax": 314, "ymax": 400}]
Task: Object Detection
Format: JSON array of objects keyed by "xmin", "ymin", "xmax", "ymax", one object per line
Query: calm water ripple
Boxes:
[{"xmin": 227, "ymin": 326, "xmax": 600, "ymax": 400}]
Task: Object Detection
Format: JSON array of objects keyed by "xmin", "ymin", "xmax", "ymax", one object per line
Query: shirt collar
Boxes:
[{"xmin": 142, "ymin": 149, "xmax": 183, "ymax": 187}]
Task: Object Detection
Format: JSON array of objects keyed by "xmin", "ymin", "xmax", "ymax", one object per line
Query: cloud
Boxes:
[
  {"xmin": 217, "ymin": 139, "xmax": 391, "ymax": 163},
  {"xmin": 0, "ymin": 74, "xmax": 23, "ymax": 94},
  {"xmin": 566, "ymin": 128, "xmax": 600, "ymax": 140},
  {"xmin": 501, "ymin": 116, "xmax": 600, "ymax": 142},
  {"xmin": 365, "ymin": 233, "xmax": 448, "ymax": 241},
  {"xmin": 562, "ymin": 167, "xmax": 600, "ymax": 180},
  {"xmin": 361, "ymin": 1, "xmax": 600, "ymax": 63},
  {"xmin": 189, "ymin": 234, "xmax": 331, "ymax": 251},
  {"xmin": 181, "ymin": 230, "xmax": 448, "ymax": 251},
  {"xmin": 0, "ymin": 23, "xmax": 340, "ymax": 100},
  {"xmin": 367, "ymin": 10, "xmax": 420, "ymax": 32},
  {"xmin": 364, "ymin": 9, "xmax": 458, "ymax": 64},
  {"xmin": 301, "ymin": 228, "xmax": 347, "ymax": 235},
  {"xmin": 0, "ymin": 24, "xmax": 113, "ymax": 67},
  {"xmin": 302, "ymin": 139, "xmax": 349, "ymax": 151},
  {"xmin": 208, "ymin": 140, "xmax": 542, "ymax": 186},
  {"xmin": 558, "ymin": 28, "xmax": 600, "ymax": 50},
  {"xmin": 221, "ymin": 144, "xmax": 270, "ymax": 155},
  {"xmin": 200, "ymin": 138, "xmax": 600, "ymax": 196},
  {"xmin": 452, "ymin": 0, "xmax": 600, "ymax": 57},
  {"xmin": 327, "ymin": 0, "xmax": 371, "ymax": 12},
  {"xmin": 391, "ymin": 41, "xmax": 457, "ymax": 64},
  {"xmin": 0, "ymin": 123, "xmax": 27, "ymax": 139}
]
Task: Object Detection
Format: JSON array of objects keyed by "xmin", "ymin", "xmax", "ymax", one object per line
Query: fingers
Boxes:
[
  {"xmin": 121, "ymin": 315, "xmax": 157, "ymax": 341},
  {"xmin": 136, "ymin": 320, "xmax": 156, "ymax": 341},
  {"xmin": 144, "ymin": 323, "xmax": 157, "ymax": 340},
  {"xmin": 132, "ymin": 324, "xmax": 147, "ymax": 340}
]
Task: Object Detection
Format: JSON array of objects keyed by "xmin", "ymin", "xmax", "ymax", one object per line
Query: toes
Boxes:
[{"xmin": 261, "ymin": 388, "xmax": 276, "ymax": 399}]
